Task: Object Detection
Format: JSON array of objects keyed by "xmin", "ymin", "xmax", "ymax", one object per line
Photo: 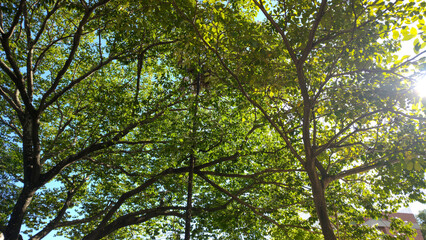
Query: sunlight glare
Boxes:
[{"xmin": 415, "ymin": 78, "xmax": 426, "ymax": 98}]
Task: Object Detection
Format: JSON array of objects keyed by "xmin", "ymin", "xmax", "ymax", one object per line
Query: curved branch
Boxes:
[
  {"xmin": 0, "ymin": 85, "xmax": 22, "ymax": 115},
  {"xmin": 134, "ymin": 39, "xmax": 179, "ymax": 103},
  {"xmin": 171, "ymin": 0, "xmax": 304, "ymax": 166},
  {"xmin": 55, "ymin": 209, "xmax": 109, "ymax": 228},
  {"xmin": 39, "ymin": 53, "xmax": 120, "ymax": 111},
  {"xmin": 33, "ymin": 0, "xmax": 62, "ymax": 45},
  {"xmin": 39, "ymin": 0, "xmax": 111, "ymax": 111},
  {"xmin": 314, "ymin": 108, "xmax": 389, "ymax": 157},
  {"xmin": 252, "ymin": 0, "xmax": 297, "ymax": 63},
  {"xmin": 197, "ymin": 171, "xmax": 316, "ymax": 233},
  {"xmin": 82, "ymin": 207, "xmax": 184, "ymax": 240},
  {"xmin": 3, "ymin": 0, "xmax": 25, "ymax": 38},
  {"xmin": 389, "ymin": 109, "xmax": 426, "ymax": 121},
  {"xmin": 39, "ymin": 111, "xmax": 165, "ymax": 186},
  {"xmin": 29, "ymin": 178, "xmax": 88, "ymax": 240},
  {"xmin": 199, "ymin": 168, "xmax": 305, "ymax": 179},
  {"xmin": 0, "ymin": 116, "xmax": 23, "ymax": 139},
  {"xmin": 329, "ymin": 158, "xmax": 399, "ymax": 183},
  {"xmin": 299, "ymin": 0, "xmax": 327, "ymax": 65}
]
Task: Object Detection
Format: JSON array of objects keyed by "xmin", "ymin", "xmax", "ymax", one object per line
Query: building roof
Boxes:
[{"xmin": 364, "ymin": 212, "xmax": 424, "ymax": 240}]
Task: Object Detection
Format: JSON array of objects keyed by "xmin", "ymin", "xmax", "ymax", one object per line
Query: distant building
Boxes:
[{"xmin": 364, "ymin": 212, "xmax": 424, "ymax": 240}]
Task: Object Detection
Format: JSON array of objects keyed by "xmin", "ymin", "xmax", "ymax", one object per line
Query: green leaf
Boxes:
[
  {"xmin": 402, "ymin": 27, "xmax": 417, "ymax": 41},
  {"xmin": 407, "ymin": 161, "xmax": 414, "ymax": 170},
  {"xmin": 414, "ymin": 161, "xmax": 421, "ymax": 171},
  {"xmin": 392, "ymin": 30, "xmax": 399, "ymax": 39}
]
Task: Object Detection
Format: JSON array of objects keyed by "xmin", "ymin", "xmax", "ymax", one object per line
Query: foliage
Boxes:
[
  {"xmin": 417, "ymin": 210, "xmax": 426, "ymax": 238},
  {"xmin": 0, "ymin": 0, "xmax": 425, "ymax": 240}
]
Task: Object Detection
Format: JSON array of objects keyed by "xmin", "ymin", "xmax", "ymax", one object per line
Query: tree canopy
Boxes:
[
  {"xmin": 417, "ymin": 209, "xmax": 426, "ymax": 238},
  {"xmin": 1, "ymin": 0, "xmax": 425, "ymax": 239}
]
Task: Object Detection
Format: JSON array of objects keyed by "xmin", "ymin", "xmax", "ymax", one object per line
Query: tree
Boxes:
[
  {"xmin": 1, "ymin": 1, "xmax": 272, "ymax": 239},
  {"xmin": 0, "ymin": 0, "xmax": 194, "ymax": 239},
  {"xmin": 171, "ymin": 0, "xmax": 426, "ymax": 239},
  {"xmin": 417, "ymin": 210, "xmax": 426, "ymax": 238},
  {"xmin": 1, "ymin": 0, "xmax": 426, "ymax": 240}
]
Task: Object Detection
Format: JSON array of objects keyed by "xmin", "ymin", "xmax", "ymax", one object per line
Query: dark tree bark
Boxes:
[
  {"xmin": 5, "ymin": 111, "xmax": 41, "ymax": 240},
  {"xmin": 305, "ymin": 162, "xmax": 337, "ymax": 240}
]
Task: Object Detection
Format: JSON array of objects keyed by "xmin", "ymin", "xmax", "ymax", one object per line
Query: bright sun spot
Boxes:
[{"xmin": 415, "ymin": 78, "xmax": 426, "ymax": 98}]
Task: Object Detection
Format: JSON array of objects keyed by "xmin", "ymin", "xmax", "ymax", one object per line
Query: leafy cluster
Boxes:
[{"xmin": 0, "ymin": 0, "xmax": 425, "ymax": 240}]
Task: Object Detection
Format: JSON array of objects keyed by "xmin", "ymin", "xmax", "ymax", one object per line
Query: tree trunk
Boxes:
[
  {"xmin": 306, "ymin": 162, "xmax": 337, "ymax": 240},
  {"xmin": 4, "ymin": 187, "xmax": 36, "ymax": 240},
  {"xmin": 5, "ymin": 113, "xmax": 41, "ymax": 240}
]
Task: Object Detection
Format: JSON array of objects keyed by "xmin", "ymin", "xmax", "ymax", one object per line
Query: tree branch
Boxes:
[
  {"xmin": 0, "ymin": 116, "xmax": 23, "ymax": 139},
  {"xmin": 39, "ymin": 111, "xmax": 165, "ymax": 187},
  {"xmin": 29, "ymin": 178, "xmax": 88, "ymax": 240},
  {"xmin": 199, "ymin": 168, "xmax": 305, "ymax": 179},
  {"xmin": 39, "ymin": 53, "xmax": 120, "ymax": 111},
  {"xmin": 299, "ymin": 0, "xmax": 327, "ymax": 65},
  {"xmin": 82, "ymin": 207, "xmax": 184, "ymax": 240},
  {"xmin": 171, "ymin": 0, "xmax": 305, "ymax": 166},
  {"xmin": 0, "ymin": 85, "xmax": 23, "ymax": 115},
  {"xmin": 314, "ymin": 108, "xmax": 389, "ymax": 156},
  {"xmin": 3, "ymin": 0, "xmax": 25, "ymax": 39},
  {"xmin": 134, "ymin": 39, "xmax": 179, "ymax": 103},
  {"xmin": 39, "ymin": 0, "xmax": 111, "ymax": 111},
  {"xmin": 252, "ymin": 0, "xmax": 297, "ymax": 63},
  {"xmin": 330, "ymin": 158, "xmax": 399, "ymax": 182},
  {"xmin": 33, "ymin": 0, "xmax": 62, "ymax": 45},
  {"xmin": 197, "ymin": 171, "xmax": 315, "ymax": 233}
]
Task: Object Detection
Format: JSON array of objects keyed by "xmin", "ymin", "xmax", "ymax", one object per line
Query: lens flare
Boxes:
[{"xmin": 415, "ymin": 78, "xmax": 426, "ymax": 98}]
